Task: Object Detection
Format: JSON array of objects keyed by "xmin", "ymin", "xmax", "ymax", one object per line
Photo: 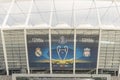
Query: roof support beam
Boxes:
[
  {"xmin": 2, "ymin": 0, "xmax": 15, "ymax": 26},
  {"xmin": 49, "ymin": 0, "xmax": 54, "ymax": 26},
  {"xmin": 25, "ymin": 0, "xmax": 33, "ymax": 25},
  {"xmin": 94, "ymin": 0, "xmax": 101, "ymax": 25},
  {"xmin": 114, "ymin": 0, "xmax": 120, "ymax": 24}
]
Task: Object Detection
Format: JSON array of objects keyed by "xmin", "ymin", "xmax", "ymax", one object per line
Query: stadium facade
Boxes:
[
  {"xmin": 1, "ymin": 0, "xmax": 120, "ymax": 80},
  {"xmin": 0, "ymin": 24, "xmax": 120, "ymax": 76}
]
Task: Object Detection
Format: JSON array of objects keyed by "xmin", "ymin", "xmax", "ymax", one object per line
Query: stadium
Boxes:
[{"xmin": 0, "ymin": 0, "xmax": 120, "ymax": 80}]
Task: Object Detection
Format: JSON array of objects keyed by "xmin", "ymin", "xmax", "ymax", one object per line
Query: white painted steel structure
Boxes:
[
  {"xmin": 0, "ymin": 26, "xmax": 120, "ymax": 76},
  {"xmin": 0, "ymin": 0, "xmax": 120, "ymax": 77}
]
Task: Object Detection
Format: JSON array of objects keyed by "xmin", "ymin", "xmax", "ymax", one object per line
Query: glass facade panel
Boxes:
[
  {"xmin": 99, "ymin": 30, "xmax": 120, "ymax": 69},
  {"xmin": 0, "ymin": 30, "xmax": 5, "ymax": 70},
  {"xmin": 4, "ymin": 30, "xmax": 26, "ymax": 74}
]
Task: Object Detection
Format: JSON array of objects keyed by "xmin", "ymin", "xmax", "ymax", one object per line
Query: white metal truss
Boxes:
[
  {"xmin": 1, "ymin": 0, "xmax": 120, "ymax": 75},
  {"xmin": 94, "ymin": 0, "xmax": 102, "ymax": 25},
  {"xmin": 25, "ymin": 0, "xmax": 33, "ymax": 25},
  {"xmin": 2, "ymin": 0, "xmax": 15, "ymax": 26},
  {"xmin": 24, "ymin": 29, "xmax": 30, "ymax": 74},
  {"xmin": 0, "ymin": 0, "xmax": 120, "ymax": 27}
]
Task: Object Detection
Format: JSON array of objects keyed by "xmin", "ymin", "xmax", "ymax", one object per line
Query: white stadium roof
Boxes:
[{"xmin": 0, "ymin": 0, "xmax": 120, "ymax": 27}]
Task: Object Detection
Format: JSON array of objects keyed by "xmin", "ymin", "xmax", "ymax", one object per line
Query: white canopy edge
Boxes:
[
  {"xmin": 52, "ymin": 24, "xmax": 73, "ymax": 29},
  {"xmin": 0, "ymin": 0, "xmax": 118, "ymax": 2},
  {"xmin": 1, "ymin": 24, "xmax": 120, "ymax": 30}
]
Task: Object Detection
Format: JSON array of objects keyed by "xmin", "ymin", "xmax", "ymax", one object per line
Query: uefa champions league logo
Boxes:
[
  {"xmin": 58, "ymin": 36, "xmax": 67, "ymax": 44},
  {"xmin": 57, "ymin": 36, "xmax": 68, "ymax": 60}
]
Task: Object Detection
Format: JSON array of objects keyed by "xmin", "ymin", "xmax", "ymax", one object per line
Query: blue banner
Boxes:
[
  {"xmin": 76, "ymin": 34, "xmax": 99, "ymax": 69},
  {"xmin": 51, "ymin": 35, "xmax": 74, "ymax": 70},
  {"xmin": 27, "ymin": 34, "xmax": 99, "ymax": 69},
  {"xmin": 27, "ymin": 35, "xmax": 50, "ymax": 69}
]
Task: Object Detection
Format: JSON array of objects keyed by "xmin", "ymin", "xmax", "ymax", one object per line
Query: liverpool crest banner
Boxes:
[{"xmin": 76, "ymin": 33, "xmax": 99, "ymax": 69}]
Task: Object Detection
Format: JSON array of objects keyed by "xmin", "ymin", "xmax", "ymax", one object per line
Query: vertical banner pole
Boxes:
[
  {"xmin": 49, "ymin": 0, "xmax": 54, "ymax": 74},
  {"xmin": 96, "ymin": 29, "xmax": 102, "ymax": 74},
  {"xmin": 73, "ymin": 0, "xmax": 76, "ymax": 74},
  {"xmin": 49, "ymin": 28, "xmax": 52, "ymax": 74},
  {"xmin": 73, "ymin": 28, "xmax": 76, "ymax": 74},
  {"xmin": 1, "ymin": 29, "xmax": 9, "ymax": 75},
  {"xmin": 24, "ymin": 29, "xmax": 30, "ymax": 74}
]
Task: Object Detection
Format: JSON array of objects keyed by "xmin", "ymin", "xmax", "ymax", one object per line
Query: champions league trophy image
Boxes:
[
  {"xmin": 57, "ymin": 45, "xmax": 68, "ymax": 60},
  {"xmin": 57, "ymin": 36, "xmax": 68, "ymax": 60},
  {"xmin": 52, "ymin": 36, "xmax": 73, "ymax": 65}
]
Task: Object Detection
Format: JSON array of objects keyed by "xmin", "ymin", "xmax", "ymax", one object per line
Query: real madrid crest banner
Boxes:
[{"xmin": 27, "ymin": 34, "xmax": 50, "ymax": 69}]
